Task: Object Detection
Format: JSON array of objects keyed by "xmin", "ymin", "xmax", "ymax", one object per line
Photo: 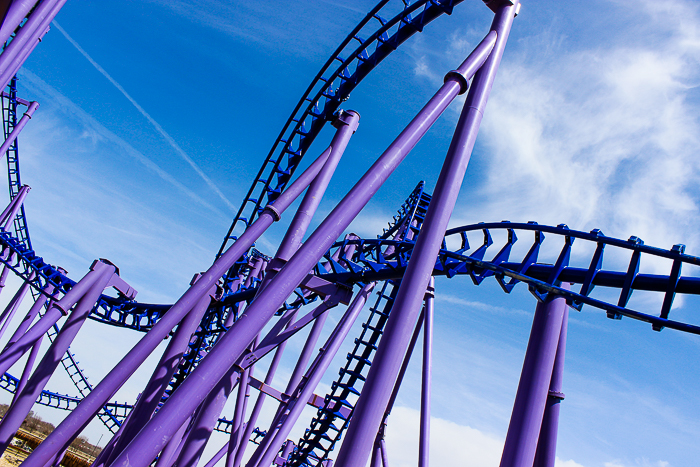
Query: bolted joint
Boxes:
[
  {"xmin": 444, "ymin": 70, "xmax": 470, "ymax": 95},
  {"xmin": 332, "ymin": 109, "xmax": 361, "ymax": 133},
  {"xmin": 482, "ymin": 0, "xmax": 521, "ymax": 16},
  {"xmin": 548, "ymin": 390, "xmax": 565, "ymax": 401},
  {"xmin": 264, "ymin": 204, "xmax": 282, "ymax": 222}
]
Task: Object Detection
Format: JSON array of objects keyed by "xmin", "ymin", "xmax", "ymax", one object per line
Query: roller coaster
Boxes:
[{"xmin": 0, "ymin": 1, "xmax": 694, "ymax": 466}]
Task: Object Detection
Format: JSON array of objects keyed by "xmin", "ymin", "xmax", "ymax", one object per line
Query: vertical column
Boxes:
[
  {"xmin": 419, "ymin": 278, "xmax": 434, "ymax": 467},
  {"xmin": 533, "ymin": 297, "xmax": 569, "ymax": 467},
  {"xmin": 335, "ymin": 3, "xmax": 518, "ymax": 466},
  {"xmin": 499, "ymin": 289, "xmax": 568, "ymax": 467}
]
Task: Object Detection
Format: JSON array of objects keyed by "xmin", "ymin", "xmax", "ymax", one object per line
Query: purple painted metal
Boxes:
[
  {"xmin": 379, "ymin": 439, "xmax": 389, "ymax": 467},
  {"xmin": 13, "ymin": 335, "xmax": 41, "ymax": 404},
  {"xmin": 533, "ymin": 293, "xmax": 569, "ymax": 467},
  {"xmin": 103, "ymin": 274, "xmax": 221, "ymax": 465},
  {"xmin": 334, "ymin": 4, "xmax": 517, "ymax": 465},
  {"xmin": 172, "ymin": 260, "xmax": 267, "ymax": 467},
  {"xmin": 247, "ymin": 284, "xmax": 375, "ymax": 467},
  {"xmin": 275, "ymin": 109, "xmax": 360, "ymax": 262},
  {"xmin": 0, "ymin": 183, "xmax": 29, "ymax": 229},
  {"xmin": 4, "ymin": 276, "xmax": 59, "ymax": 350},
  {"xmin": 0, "ymin": 0, "xmax": 65, "ymax": 90},
  {"xmin": 139, "ymin": 109, "xmax": 361, "ymax": 467},
  {"xmin": 499, "ymin": 291, "xmax": 569, "ymax": 467},
  {"xmin": 0, "ymin": 259, "xmax": 133, "ymax": 456},
  {"xmin": 0, "ymin": 273, "xmax": 33, "ymax": 339},
  {"xmin": 0, "ymin": 261, "xmax": 110, "ymax": 377},
  {"xmin": 106, "ymin": 32, "xmax": 495, "ymax": 465},
  {"xmin": 22, "ymin": 142, "xmax": 339, "ymax": 467},
  {"xmin": 154, "ymin": 415, "xmax": 192, "ymax": 467},
  {"xmin": 230, "ymin": 310, "xmax": 299, "ymax": 467},
  {"xmin": 370, "ymin": 443, "xmax": 382, "ymax": 467},
  {"xmin": 226, "ymin": 360, "xmax": 253, "ymax": 467},
  {"xmin": 419, "ymin": 278, "xmax": 434, "ymax": 467},
  {"xmin": 0, "ymin": 0, "xmax": 40, "ymax": 46},
  {"xmin": 204, "ymin": 441, "xmax": 229, "ymax": 467},
  {"xmin": 0, "ymin": 100, "xmax": 38, "ymax": 157}
]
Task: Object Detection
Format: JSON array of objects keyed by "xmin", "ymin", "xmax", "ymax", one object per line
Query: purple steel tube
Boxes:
[
  {"xmin": 104, "ymin": 276, "xmax": 219, "ymax": 465},
  {"xmin": 0, "ymin": 261, "xmax": 120, "ymax": 456},
  {"xmin": 3, "ymin": 280, "xmax": 53, "ymax": 350},
  {"xmin": 0, "ymin": 184, "xmax": 30, "ymax": 230},
  {"xmin": 0, "ymin": 275, "xmax": 33, "ymax": 339},
  {"xmin": 334, "ymin": 5, "xmax": 516, "ymax": 465},
  {"xmin": 204, "ymin": 441, "xmax": 229, "ymax": 467},
  {"xmin": 533, "ymin": 293, "xmax": 569, "ymax": 467},
  {"xmin": 154, "ymin": 415, "xmax": 192, "ymax": 467},
  {"xmin": 230, "ymin": 311, "xmax": 299, "ymax": 467},
  {"xmin": 22, "ymin": 145, "xmax": 337, "ymax": 467},
  {"xmin": 419, "ymin": 279, "xmax": 434, "ymax": 467},
  {"xmin": 0, "ymin": 0, "xmax": 40, "ymax": 45},
  {"xmin": 226, "ymin": 363, "xmax": 252, "ymax": 467},
  {"xmin": 275, "ymin": 110, "xmax": 360, "ymax": 261},
  {"xmin": 13, "ymin": 335, "xmax": 41, "ymax": 404},
  {"xmin": 248, "ymin": 284, "xmax": 375, "ymax": 467},
  {"xmin": 0, "ymin": 262, "xmax": 108, "ymax": 377},
  {"xmin": 163, "ymin": 111, "xmax": 361, "ymax": 467},
  {"xmin": 0, "ymin": 0, "xmax": 66, "ymax": 90},
  {"xmin": 499, "ymin": 292, "xmax": 568, "ymax": 467},
  {"xmin": 0, "ymin": 101, "xmax": 39, "ymax": 158},
  {"xmin": 380, "ymin": 439, "xmax": 389, "ymax": 467},
  {"xmin": 172, "ymin": 261, "xmax": 267, "ymax": 467},
  {"xmin": 108, "ymin": 34, "xmax": 495, "ymax": 466},
  {"xmin": 370, "ymin": 443, "xmax": 382, "ymax": 467}
]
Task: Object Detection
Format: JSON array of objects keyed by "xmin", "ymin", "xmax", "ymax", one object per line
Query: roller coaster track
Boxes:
[{"xmin": 216, "ymin": 0, "xmax": 465, "ymax": 259}]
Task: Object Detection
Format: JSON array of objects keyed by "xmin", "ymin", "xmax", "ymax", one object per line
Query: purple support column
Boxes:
[
  {"xmin": 419, "ymin": 278, "xmax": 434, "ymax": 467},
  {"xmin": 379, "ymin": 439, "xmax": 389, "ymax": 467},
  {"xmin": 22, "ymin": 145, "xmax": 338, "ymax": 467},
  {"xmin": 170, "ymin": 110, "xmax": 361, "ymax": 467},
  {"xmin": 230, "ymin": 311, "xmax": 299, "ymax": 467},
  {"xmin": 370, "ymin": 443, "xmax": 382, "ymax": 467},
  {"xmin": 0, "ymin": 260, "xmax": 131, "ymax": 456},
  {"xmin": 533, "ymin": 295, "xmax": 569, "ymax": 467},
  {"xmin": 0, "ymin": 101, "xmax": 39, "ymax": 158},
  {"xmin": 0, "ymin": 0, "xmax": 40, "ymax": 45},
  {"xmin": 0, "ymin": 274, "xmax": 33, "ymax": 340},
  {"xmin": 106, "ymin": 35, "xmax": 495, "ymax": 466},
  {"xmin": 499, "ymin": 290, "xmax": 569, "ymax": 467},
  {"xmin": 275, "ymin": 110, "xmax": 360, "ymax": 262},
  {"xmin": 12, "ymin": 335, "xmax": 41, "ymax": 405},
  {"xmin": 0, "ymin": 184, "xmax": 30, "ymax": 230},
  {"xmin": 0, "ymin": 252, "xmax": 16, "ymax": 296},
  {"xmin": 0, "ymin": 263, "xmax": 108, "ymax": 378},
  {"xmin": 154, "ymin": 415, "xmax": 193, "ymax": 467},
  {"xmin": 225, "ymin": 364, "xmax": 252, "ymax": 467},
  {"xmin": 4, "ymin": 277, "xmax": 59, "ymax": 351},
  {"xmin": 248, "ymin": 284, "xmax": 375, "ymax": 467},
  {"xmin": 204, "ymin": 441, "xmax": 229, "ymax": 467},
  {"xmin": 0, "ymin": 0, "xmax": 66, "ymax": 90},
  {"xmin": 102, "ymin": 274, "xmax": 220, "ymax": 465},
  {"xmin": 334, "ymin": 5, "xmax": 517, "ymax": 465}
]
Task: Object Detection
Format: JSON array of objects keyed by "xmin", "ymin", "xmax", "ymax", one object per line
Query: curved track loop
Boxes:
[{"xmin": 216, "ymin": 0, "xmax": 465, "ymax": 257}]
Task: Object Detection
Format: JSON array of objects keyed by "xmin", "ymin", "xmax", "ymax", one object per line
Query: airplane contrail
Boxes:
[{"xmin": 53, "ymin": 21, "xmax": 236, "ymax": 212}]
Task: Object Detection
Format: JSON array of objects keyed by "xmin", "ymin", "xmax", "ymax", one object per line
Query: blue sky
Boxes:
[{"xmin": 0, "ymin": 1, "xmax": 698, "ymax": 466}]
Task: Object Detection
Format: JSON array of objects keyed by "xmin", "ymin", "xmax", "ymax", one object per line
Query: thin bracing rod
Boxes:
[
  {"xmin": 334, "ymin": 4, "xmax": 517, "ymax": 466},
  {"xmin": 106, "ymin": 31, "xmax": 495, "ymax": 467}
]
